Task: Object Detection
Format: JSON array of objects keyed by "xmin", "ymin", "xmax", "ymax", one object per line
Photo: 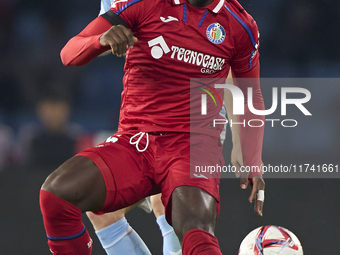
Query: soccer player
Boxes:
[
  {"xmin": 84, "ymin": 1, "xmax": 182, "ymax": 254},
  {"xmin": 40, "ymin": 0, "xmax": 266, "ymax": 254}
]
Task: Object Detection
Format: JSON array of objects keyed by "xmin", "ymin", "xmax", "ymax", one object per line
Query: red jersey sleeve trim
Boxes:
[
  {"xmin": 224, "ymin": 5, "xmax": 258, "ymax": 50},
  {"xmin": 113, "ymin": 0, "xmax": 144, "ymax": 15}
]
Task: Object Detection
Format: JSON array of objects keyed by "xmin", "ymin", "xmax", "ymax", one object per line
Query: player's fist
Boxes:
[{"xmin": 99, "ymin": 25, "xmax": 138, "ymax": 57}]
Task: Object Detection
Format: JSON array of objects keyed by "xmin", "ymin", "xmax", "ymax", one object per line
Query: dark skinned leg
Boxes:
[
  {"xmin": 41, "ymin": 156, "xmax": 106, "ymax": 212},
  {"xmin": 171, "ymin": 186, "xmax": 217, "ymax": 243},
  {"xmin": 40, "ymin": 156, "xmax": 106, "ymax": 254}
]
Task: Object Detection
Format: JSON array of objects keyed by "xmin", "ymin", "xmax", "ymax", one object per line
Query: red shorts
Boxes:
[{"xmin": 77, "ymin": 131, "xmax": 224, "ymax": 224}]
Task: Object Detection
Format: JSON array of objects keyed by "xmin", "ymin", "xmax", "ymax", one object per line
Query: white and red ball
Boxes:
[{"xmin": 238, "ymin": 226, "xmax": 303, "ymax": 255}]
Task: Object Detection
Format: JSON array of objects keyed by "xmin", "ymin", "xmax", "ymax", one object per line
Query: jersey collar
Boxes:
[{"xmin": 173, "ymin": 0, "xmax": 224, "ymax": 14}]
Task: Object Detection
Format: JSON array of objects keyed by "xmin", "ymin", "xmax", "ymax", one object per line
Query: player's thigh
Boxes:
[
  {"xmin": 41, "ymin": 155, "xmax": 106, "ymax": 212},
  {"xmin": 159, "ymin": 133, "xmax": 222, "ymax": 225}
]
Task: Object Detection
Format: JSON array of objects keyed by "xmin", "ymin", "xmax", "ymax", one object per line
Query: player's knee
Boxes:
[
  {"xmin": 40, "ymin": 189, "xmax": 93, "ymax": 254},
  {"xmin": 173, "ymin": 214, "xmax": 216, "ymax": 242},
  {"xmin": 39, "ymin": 189, "xmax": 72, "ymax": 220},
  {"xmin": 39, "ymin": 189, "xmax": 83, "ymax": 235},
  {"xmin": 151, "ymin": 194, "xmax": 165, "ymax": 218}
]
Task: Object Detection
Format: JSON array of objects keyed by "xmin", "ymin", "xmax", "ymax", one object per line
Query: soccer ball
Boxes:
[{"xmin": 238, "ymin": 225, "xmax": 303, "ymax": 255}]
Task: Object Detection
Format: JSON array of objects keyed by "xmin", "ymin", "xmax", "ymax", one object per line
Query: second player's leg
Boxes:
[
  {"xmin": 151, "ymin": 194, "xmax": 182, "ymax": 255},
  {"xmin": 87, "ymin": 208, "xmax": 127, "ymax": 231},
  {"xmin": 87, "ymin": 209, "xmax": 151, "ymax": 255},
  {"xmin": 88, "ymin": 194, "xmax": 182, "ymax": 255}
]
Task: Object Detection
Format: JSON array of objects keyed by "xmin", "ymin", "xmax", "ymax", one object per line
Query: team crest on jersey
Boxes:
[{"xmin": 206, "ymin": 23, "xmax": 225, "ymax": 44}]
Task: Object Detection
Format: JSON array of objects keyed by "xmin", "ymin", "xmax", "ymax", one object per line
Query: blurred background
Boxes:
[{"xmin": 0, "ymin": 0, "xmax": 339, "ymax": 254}]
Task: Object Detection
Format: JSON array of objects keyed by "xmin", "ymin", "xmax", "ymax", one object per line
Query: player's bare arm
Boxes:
[
  {"xmin": 225, "ymin": 71, "xmax": 243, "ymax": 179},
  {"xmin": 225, "ymin": 70, "xmax": 265, "ymax": 217}
]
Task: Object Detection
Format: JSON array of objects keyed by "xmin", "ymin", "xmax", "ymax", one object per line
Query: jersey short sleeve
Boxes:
[{"xmin": 109, "ymin": 0, "xmax": 148, "ymax": 28}]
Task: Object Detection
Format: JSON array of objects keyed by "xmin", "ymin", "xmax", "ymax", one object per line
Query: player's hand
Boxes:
[
  {"xmin": 248, "ymin": 176, "xmax": 265, "ymax": 217},
  {"xmin": 99, "ymin": 25, "xmax": 138, "ymax": 57},
  {"xmin": 238, "ymin": 163, "xmax": 265, "ymax": 217}
]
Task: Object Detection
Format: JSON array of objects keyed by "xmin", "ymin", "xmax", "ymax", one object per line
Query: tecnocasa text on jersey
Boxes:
[{"xmin": 170, "ymin": 45, "xmax": 225, "ymax": 73}]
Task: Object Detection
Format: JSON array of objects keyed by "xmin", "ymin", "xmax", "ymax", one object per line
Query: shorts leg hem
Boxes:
[{"xmin": 76, "ymin": 151, "xmax": 116, "ymax": 213}]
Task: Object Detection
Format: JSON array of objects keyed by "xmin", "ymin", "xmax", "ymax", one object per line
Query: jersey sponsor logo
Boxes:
[
  {"xmin": 206, "ymin": 23, "xmax": 226, "ymax": 44},
  {"xmin": 160, "ymin": 16, "xmax": 179, "ymax": 23},
  {"xmin": 170, "ymin": 46, "xmax": 225, "ymax": 72},
  {"xmin": 148, "ymin": 36, "xmax": 171, "ymax": 59},
  {"xmin": 147, "ymin": 36, "xmax": 226, "ymax": 73}
]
